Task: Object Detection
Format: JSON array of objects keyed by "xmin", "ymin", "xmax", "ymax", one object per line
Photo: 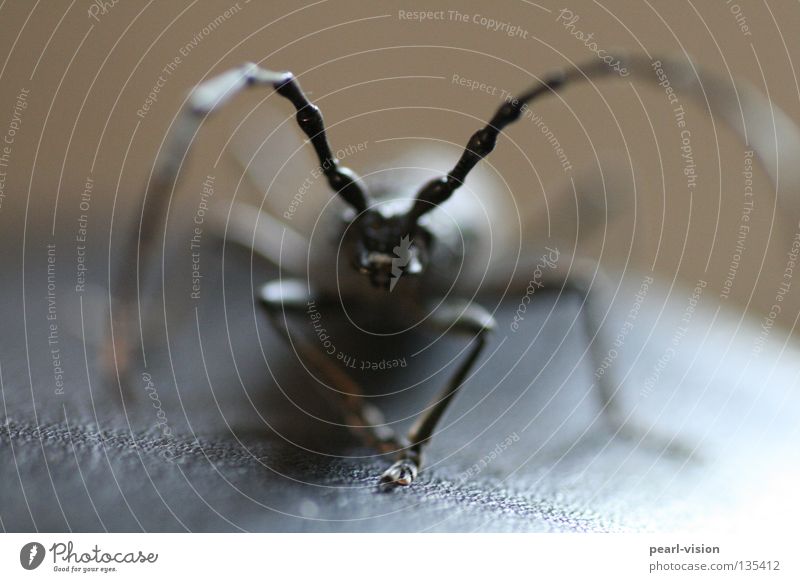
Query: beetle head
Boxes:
[{"xmin": 351, "ymin": 209, "xmax": 428, "ymax": 291}]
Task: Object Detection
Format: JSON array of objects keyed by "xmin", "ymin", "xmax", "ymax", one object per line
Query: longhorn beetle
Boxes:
[{"xmin": 116, "ymin": 54, "xmax": 790, "ymax": 489}]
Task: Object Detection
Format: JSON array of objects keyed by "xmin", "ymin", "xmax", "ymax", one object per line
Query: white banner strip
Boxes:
[{"xmin": 0, "ymin": 533, "xmax": 793, "ymax": 580}]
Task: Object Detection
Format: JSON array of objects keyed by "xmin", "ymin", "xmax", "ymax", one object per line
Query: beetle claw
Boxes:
[{"xmin": 378, "ymin": 458, "xmax": 419, "ymax": 491}]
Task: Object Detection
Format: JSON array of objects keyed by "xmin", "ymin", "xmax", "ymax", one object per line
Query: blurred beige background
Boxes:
[{"xmin": 1, "ymin": 0, "xmax": 799, "ymax": 328}]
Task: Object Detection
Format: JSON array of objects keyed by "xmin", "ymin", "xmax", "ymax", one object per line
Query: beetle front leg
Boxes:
[
  {"xmin": 380, "ymin": 301, "xmax": 496, "ymax": 490},
  {"xmin": 258, "ymin": 280, "xmax": 402, "ymax": 455}
]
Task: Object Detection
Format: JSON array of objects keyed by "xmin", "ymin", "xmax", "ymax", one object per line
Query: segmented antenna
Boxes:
[{"xmin": 406, "ymin": 61, "xmax": 612, "ymax": 223}]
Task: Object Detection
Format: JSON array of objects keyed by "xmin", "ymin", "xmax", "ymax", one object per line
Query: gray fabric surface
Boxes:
[{"xmin": 2, "ymin": 237, "xmax": 798, "ymax": 532}]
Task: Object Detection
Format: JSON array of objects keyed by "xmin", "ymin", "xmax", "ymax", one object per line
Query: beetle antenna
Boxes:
[
  {"xmin": 271, "ymin": 71, "xmax": 371, "ymax": 213},
  {"xmin": 406, "ymin": 60, "xmax": 614, "ymax": 223},
  {"xmin": 110, "ymin": 63, "xmax": 370, "ymax": 382},
  {"xmin": 188, "ymin": 63, "xmax": 370, "ymax": 212}
]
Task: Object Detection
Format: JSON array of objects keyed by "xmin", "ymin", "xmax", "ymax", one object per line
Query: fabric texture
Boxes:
[{"xmin": 2, "ymin": 242, "xmax": 798, "ymax": 532}]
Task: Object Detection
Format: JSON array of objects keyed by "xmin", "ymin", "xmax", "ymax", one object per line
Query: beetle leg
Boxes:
[
  {"xmin": 542, "ymin": 260, "xmax": 692, "ymax": 458},
  {"xmin": 258, "ymin": 279, "xmax": 402, "ymax": 455},
  {"xmin": 380, "ymin": 301, "xmax": 496, "ymax": 490}
]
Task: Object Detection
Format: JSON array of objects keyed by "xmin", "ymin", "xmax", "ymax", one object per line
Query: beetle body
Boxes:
[{"xmin": 116, "ymin": 55, "xmax": 800, "ymax": 488}]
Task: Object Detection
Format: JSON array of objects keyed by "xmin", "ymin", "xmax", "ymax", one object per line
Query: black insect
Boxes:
[{"xmin": 115, "ymin": 55, "xmax": 785, "ymax": 488}]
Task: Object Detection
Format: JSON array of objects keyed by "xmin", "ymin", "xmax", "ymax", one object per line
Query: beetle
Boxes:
[{"xmin": 114, "ymin": 53, "xmax": 795, "ymax": 489}]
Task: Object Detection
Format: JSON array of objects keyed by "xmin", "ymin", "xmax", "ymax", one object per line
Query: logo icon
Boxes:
[
  {"xmin": 390, "ymin": 235, "xmax": 413, "ymax": 292},
  {"xmin": 20, "ymin": 542, "xmax": 45, "ymax": 570}
]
